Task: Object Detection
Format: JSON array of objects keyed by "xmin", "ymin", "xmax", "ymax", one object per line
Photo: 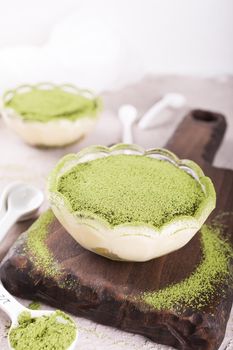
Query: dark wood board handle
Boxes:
[{"xmin": 165, "ymin": 109, "xmax": 227, "ymax": 166}]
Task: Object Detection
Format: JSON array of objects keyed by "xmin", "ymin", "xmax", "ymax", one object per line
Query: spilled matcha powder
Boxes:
[
  {"xmin": 25, "ymin": 209, "xmax": 61, "ymax": 278},
  {"xmin": 142, "ymin": 224, "xmax": 233, "ymax": 311},
  {"xmin": 25, "ymin": 210, "xmax": 77, "ymax": 289},
  {"xmin": 28, "ymin": 301, "xmax": 41, "ymax": 310},
  {"xmin": 57, "ymin": 154, "xmax": 205, "ymax": 227},
  {"xmin": 9, "ymin": 310, "xmax": 77, "ymax": 350},
  {"xmin": 5, "ymin": 87, "xmax": 100, "ymax": 122}
]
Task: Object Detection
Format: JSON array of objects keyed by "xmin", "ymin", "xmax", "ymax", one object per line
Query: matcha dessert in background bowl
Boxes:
[
  {"xmin": 1, "ymin": 83, "xmax": 102, "ymax": 147},
  {"xmin": 47, "ymin": 144, "xmax": 216, "ymax": 262}
]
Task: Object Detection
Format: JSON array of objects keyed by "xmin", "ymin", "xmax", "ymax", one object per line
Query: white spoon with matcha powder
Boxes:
[{"xmin": 0, "ymin": 283, "xmax": 78, "ymax": 350}]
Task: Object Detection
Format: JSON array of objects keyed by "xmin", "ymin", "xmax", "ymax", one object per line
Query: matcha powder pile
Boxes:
[
  {"xmin": 9, "ymin": 310, "xmax": 77, "ymax": 350},
  {"xmin": 57, "ymin": 154, "xmax": 205, "ymax": 228}
]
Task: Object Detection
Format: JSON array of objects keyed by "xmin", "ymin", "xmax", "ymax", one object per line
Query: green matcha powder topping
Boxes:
[
  {"xmin": 9, "ymin": 310, "xmax": 76, "ymax": 350},
  {"xmin": 5, "ymin": 87, "xmax": 100, "ymax": 122},
  {"xmin": 57, "ymin": 155, "xmax": 205, "ymax": 228}
]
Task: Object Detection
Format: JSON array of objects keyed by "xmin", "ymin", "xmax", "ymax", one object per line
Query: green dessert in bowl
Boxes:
[
  {"xmin": 1, "ymin": 83, "xmax": 102, "ymax": 147},
  {"xmin": 47, "ymin": 144, "xmax": 216, "ymax": 261}
]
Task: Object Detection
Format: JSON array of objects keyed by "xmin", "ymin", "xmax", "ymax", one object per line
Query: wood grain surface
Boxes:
[{"xmin": 1, "ymin": 109, "xmax": 233, "ymax": 350}]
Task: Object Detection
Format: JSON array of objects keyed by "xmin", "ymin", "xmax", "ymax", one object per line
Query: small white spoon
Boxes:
[
  {"xmin": 0, "ymin": 182, "xmax": 29, "ymax": 220},
  {"xmin": 138, "ymin": 93, "xmax": 186, "ymax": 130},
  {"xmin": 0, "ymin": 184, "xmax": 44, "ymax": 242},
  {"xmin": 0, "ymin": 182, "xmax": 43, "ymax": 221},
  {"xmin": 118, "ymin": 104, "xmax": 138, "ymax": 143},
  {"xmin": 0, "ymin": 283, "xmax": 78, "ymax": 350}
]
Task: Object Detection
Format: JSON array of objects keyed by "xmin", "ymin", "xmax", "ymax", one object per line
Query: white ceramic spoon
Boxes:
[
  {"xmin": 138, "ymin": 93, "xmax": 186, "ymax": 130},
  {"xmin": 0, "ymin": 183, "xmax": 29, "ymax": 220},
  {"xmin": 0, "ymin": 184, "xmax": 44, "ymax": 242},
  {"xmin": 0, "ymin": 182, "xmax": 43, "ymax": 221},
  {"xmin": 118, "ymin": 104, "xmax": 138, "ymax": 143},
  {"xmin": 0, "ymin": 283, "xmax": 78, "ymax": 350}
]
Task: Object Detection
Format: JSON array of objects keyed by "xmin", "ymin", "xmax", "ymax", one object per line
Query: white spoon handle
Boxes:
[
  {"xmin": 138, "ymin": 99, "xmax": 167, "ymax": 129},
  {"xmin": 0, "ymin": 210, "xmax": 19, "ymax": 243},
  {"xmin": 0, "ymin": 283, "xmax": 25, "ymax": 322},
  {"xmin": 122, "ymin": 123, "xmax": 133, "ymax": 144}
]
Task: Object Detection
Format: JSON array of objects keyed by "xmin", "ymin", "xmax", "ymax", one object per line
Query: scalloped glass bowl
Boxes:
[
  {"xmin": 0, "ymin": 83, "xmax": 101, "ymax": 147},
  {"xmin": 47, "ymin": 144, "xmax": 216, "ymax": 262}
]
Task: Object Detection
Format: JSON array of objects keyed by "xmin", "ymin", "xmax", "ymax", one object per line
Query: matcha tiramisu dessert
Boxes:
[
  {"xmin": 1, "ymin": 83, "xmax": 101, "ymax": 147},
  {"xmin": 48, "ymin": 144, "xmax": 216, "ymax": 261}
]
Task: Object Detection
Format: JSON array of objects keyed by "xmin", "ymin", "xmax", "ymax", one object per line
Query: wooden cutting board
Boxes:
[{"xmin": 1, "ymin": 109, "xmax": 233, "ymax": 350}]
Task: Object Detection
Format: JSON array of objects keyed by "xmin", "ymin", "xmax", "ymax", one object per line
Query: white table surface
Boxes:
[{"xmin": 0, "ymin": 74, "xmax": 233, "ymax": 349}]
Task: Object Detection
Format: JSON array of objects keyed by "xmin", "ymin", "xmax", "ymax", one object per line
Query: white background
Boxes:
[{"xmin": 0, "ymin": 0, "xmax": 232, "ymax": 92}]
